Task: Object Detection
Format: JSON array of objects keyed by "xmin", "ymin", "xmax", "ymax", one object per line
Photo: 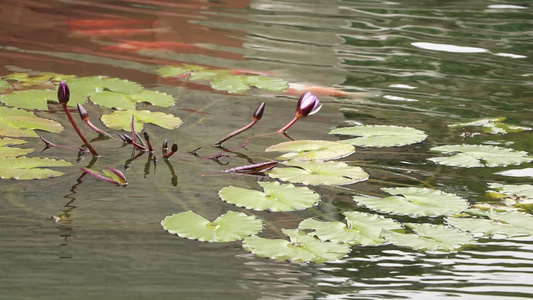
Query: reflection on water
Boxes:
[{"xmin": 0, "ymin": 0, "xmax": 532, "ymax": 299}]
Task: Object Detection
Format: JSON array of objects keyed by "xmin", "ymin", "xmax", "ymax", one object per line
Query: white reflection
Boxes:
[
  {"xmin": 496, "ymin": 168, "xmax": 533, "ymax": 178},
  {"xmin": 494, "ymin": 52, "xmax": 527, "ymax": 59},
  {"xmin": 383, "ymin": 95, "xmax": 418, "ymax": 102},
  {"xmin": 412, "ymin": 42, "xmax": 488, "ymax": 53},
  {"xmin": 389, "ymin": 84, "xmax": 417, "ymax": 89},
  {"xmin": 488, "ymin": 5, "xmax": 527, "ymax": 9}
]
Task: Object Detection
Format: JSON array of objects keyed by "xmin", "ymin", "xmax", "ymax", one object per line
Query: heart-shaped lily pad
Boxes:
[
  {"xmin": 0, "ymin": 106, "xmax": 63, "ymax": 137},
  {"xmin": 91, "ymin": 90, "xmax": 175, "ymax": 110},
  {"xmin": 265, "ymin": 140, "xmax": 356, "ymax": 161},
  {"xmin": 101, "ymin": 110, "xmax": 183, "ymax": 131},
  {"xmin": 329, "ymin": 125, "xmax": 427, "ymax": 147},
  {"xmin": 218, "ymin": 181, "xmax": 320, "ymax": 212},
  {"xmin": 449, "ymin": 117, "xmax": 532, "ymax": 135},
  {"xmin": 382, "ymin": 223, "xmax": 474, "ymax": 252},
  {"xmin": 268, "ymin": 160, "xmax": 369, "ymax": 185},
  {"xmin": 0, "ymin": 138, "xmax": 32, "ymax": 158},
  {"xmin": 487, "ymin": 183, "xmax": 533, "ymax": 199},
  {"xmin": 0, "ymin": 157, "xmax": 72, "ymax": 180},
  {"xmin": 429, "ymin": 144, "xmax": 532, "ymax": 167},
  {"xmin": 353, "ymin": 187, "xmax": 469, "ymax": 217},
  {"xmin": 299, "ymin": 211, "xmax": 403, "ymax": 246},
  {"xmin": 161, "ymin": 210, "xmax": 263, "ymax": 243},
  {"xmin": 0, "ymin": 89, "xmax": 58, "ymax": 110},
  {"xmin": 242, "ymin": 229, "xmax": 350, "ymax": 263},
  {"xmin": 0, "ymin": 79, "xmax": 10, "ymax": 91},
  {"xmin": 449, "ymin": 209, "xmax": 533, "ymax": 238}
]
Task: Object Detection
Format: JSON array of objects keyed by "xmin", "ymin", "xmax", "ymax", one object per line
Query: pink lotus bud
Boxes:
[{"xmin": 296, "ymin": 92, "xmax": 321, "ymax": 118}]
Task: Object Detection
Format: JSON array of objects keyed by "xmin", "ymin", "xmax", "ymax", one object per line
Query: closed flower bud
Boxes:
[
  {"xmin": 253, "ymin": 102, "xmax": 266, "ymax": 121},
  {"xmin": 57, "ymin": 81, "xmax": 70, "ymax": 104}
]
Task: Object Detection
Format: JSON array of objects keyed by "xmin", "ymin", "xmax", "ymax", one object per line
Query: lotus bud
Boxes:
[
  {"xmin": 57, "ymin": 81, "xmax": 70, "ymax": 104},
  {"xmin": 295, "ymin": 91, "xmax": 321, "ymax": 118},
  {"xmin": 77, "ymin": 103, "xmax": 89, "ymax": 121},
  {"xmin": 253, "ymin": 102, "xmax": 265, "ymax": 121},
  {"xmin": 163, "ymin": 142, "xmax": 178, "ymax": 158}
]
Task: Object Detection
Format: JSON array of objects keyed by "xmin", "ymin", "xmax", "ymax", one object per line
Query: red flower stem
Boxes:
[
  {"xmin": 62, "ymin": 103, "xmax": 99, "ymax": 156},
  {"xmin": 85, "ymin": 119, "xmax": 112, "ymax": 138},
  {"xmin": 81, "ymin": 167, "xmax": 119, "ymax": 185},
  {"xmin": 276, "ymin": 115, "xmax": 300, "ymax": 133},
  {"xmin": 213, "ymin": 119, "xmax": 258, "ymax": 146}
]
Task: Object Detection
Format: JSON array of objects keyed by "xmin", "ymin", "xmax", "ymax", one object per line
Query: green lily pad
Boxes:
[
  {"xmin": 429, "ymin": 144, "xmax": 532, "ymax": 167},
  {"xmin": 157, "ymin": 64, "xmax": 207, "ymax": 77},
  {"xmin": 268, "ymin": 160, "xmax": 369, "ymax": 186},
  {"xmin": 245, "ymin": 76, "xmax": 289, "ymax": 92},
  {"xmin": 329, "ymin": 125, "xmax": 427, "ymax": 147},
  {"xmin": 242, "ymin": 229, "xmax": 350, "ymax": 263},
  {"xmin": 218, "ymin": 181, "xmax": 320, "ymax": 212},
  {"xmin": 100, "ymin": 110, "xmax": 183, "ymax": 131},
  {"xmin": 91, "ymin": 90, "xmax": 175, "ymax": 110},
  {"xmin": 161, "ymin": 210, "xmax": 263, "ymax": 243},
  {"xmin": 299, "ymin": 211, "xmax": 403, "ymax": 246},
  {"xmin": 353, "ymin": 187, "xmax": 469, "ymax": 217},
  {"xmin": 0, "ymin": 157, "xmax": 72, "ymax": 180},
  {"xmin": 157, "ymin": 64, "xmax": 289, "ymax": 94},
  {"xmin": 448, "ymin": 209, "xmax": 533, "ymax": 238},
  {"xmin": 488, "ymin": 183, "xmax": 533, "ymax": 199},
  {"xmin": 0, "ymin": 89, "xmax": 57, "ymax": 110},
  {"xmin": 82, "ymin": 76, "xmax": 143, "ymax": 94},
  {"xmin": 0, "ymin": 79, "xmax": 10, "ymax": 91},
  {"xmin": 0, "ymin": 107, "xmax": 63, "ymax": 137},
  {"xmin": 265, "ymin": 140, "xmax": 356, "ymax": 161},
  {"xmin": 210, "ymin": 75, "xmax": 250, "ymax": 94},
  {"xmin": 449, "ymin": 117, "xmax": 532, "ymax": 135},
  {"xmin": 382, "ymin": 223, "xmax": 475, "ymax": 252},
  {"xmin": 0, "ymin": 138, "xmax": 32, "ymax": 158},
  {"xmin": 189, "ymin": 70, "xmax": 232, "ymax": 81}
]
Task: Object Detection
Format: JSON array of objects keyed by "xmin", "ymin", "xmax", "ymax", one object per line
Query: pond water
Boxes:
[{"xmin": 1, "ymin": 0, "xmax": 532, "ymax": 299}]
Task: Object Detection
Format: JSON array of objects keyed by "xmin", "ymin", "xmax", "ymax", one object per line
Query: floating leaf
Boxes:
[
  {"xmin": 157, "ymin": 64, "xmax": 207, "ymax": 77},
  {"xmin": 488, "ymin": 183, "xmax": 533, "ymax": 199},
  {"xmin": 130, "ymin": 90, "xmax": 176, "ymax": 107},
  {"xmin": 353, "ymin": 187, "xmax": 469, "ymax": 217},
  {"xmin": 449, "ymin": 117, "xmax": 532, "ymax": 135},
  {"xmin": 0, "ymin": 89, "xmax": 57, "ymax": 110},
  {"xmin": 157, "ymin": 64, "xmax": 289, "ymax": 94},
  {"xmin": 91, "ymin": 90, "xmax": 175, "ymax": 110},
  {"xmin": 0, "ymin": 107, "xmax": 63, "ymax": 137},
  {"xmin": 245, "ymin": 76, "xmax": 289, "ymax": 92},
  {"xmin": 429, "ymin": 144, "xmax": 532, "ymax": 167},
  {"xmin": 382, "ymin": 223, "xmax": 474, "ymax": 252},
  {"xmin": 218, "ymin": 181, "xmax": 320, "ymax": 212},
  {"xmin": 242, "ymin": 229, "xmax": 350, "ymax": 263},
  {"xmin": 101, "ymin": 110, "xmax": 183, "ymax": 131},
  {"xmin": 265, "ymin": 140, "xmax": 355, "ymax": 161},
  {"xmin": 82, "ymin": 76, "xmax": 143, "ymax": 94},
  {"xmin": 161, "ymin": 210, "xmax": 263, "ymax": 243},
  {"xmin": 210, "ymin": 75, "xmax": 250, "ymax": 94},
  {"xmin": 269, "ymin": 160, "xmax": 368, "ymax": 185},
  {"xmin": 329, "ymin": 125, "xmax": 427, "ymax": 147},
  {"xmin": 189, "ymin": 70, "xmax": 232, "ymax": 81},
  {"xmin": 449, "ymin": 210, "xmax": 533, "ymax": 238},
  {"xmin": 0, "ymin": 157, "xmax": 72, "ymax": 180},
  {"xmin": 299, "ymin": 211, "xmax": 403, "ymax": 246},
  {"xmin": 0, "ymin": 79, "xmax": 10, "ymax": 91},
  {"xmin": 0, "ymin": 138, "xmax": 32, "ymax": 158}
]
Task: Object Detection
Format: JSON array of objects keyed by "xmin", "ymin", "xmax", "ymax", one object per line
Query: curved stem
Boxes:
[
  {"xmin": 214, "ymin": 119, "xmax": 258, "ymax": 146},
  {"xmin": 277, "ymin": 115, "xmax": 300, "ymax": 134},
  {"xmin": 62, "ymin": 104, "xmax": 99, "ymax": 156}
]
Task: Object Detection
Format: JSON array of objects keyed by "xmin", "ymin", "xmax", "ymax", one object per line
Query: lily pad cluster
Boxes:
[
  {"xmin": 0, "ymin": 72, "xmax": 182, "ymax": 132},
  {"xmin": 0, "ymin": 137, "xmax": 72, "ymax": 180},
  {"xmin": 158, "ymin": 64, "xmax": 289, "ymax": 94}
]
